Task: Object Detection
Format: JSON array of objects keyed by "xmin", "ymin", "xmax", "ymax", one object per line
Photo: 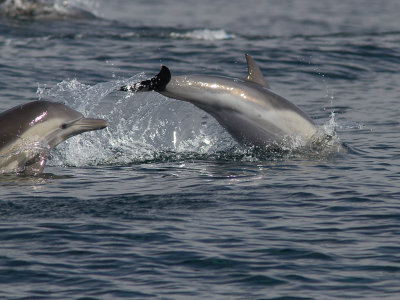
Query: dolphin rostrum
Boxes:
[
  {"xmin": 120, "ymin": 54, "xmax": 317, "ymax": 149},
  {"xmin": 0, "ymin": 100, "xmax": 108, "ymax": 174}
]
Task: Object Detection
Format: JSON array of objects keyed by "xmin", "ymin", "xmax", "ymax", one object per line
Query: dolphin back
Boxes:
[{"xmin": 0, "ymin": 101, "xmax": 49, "ymax": 148}]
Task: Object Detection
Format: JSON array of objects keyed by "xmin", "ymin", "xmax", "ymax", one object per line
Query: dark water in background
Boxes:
[{"xmin": 1, "ymin": 0, "xmax": 400, "ymax": 299}]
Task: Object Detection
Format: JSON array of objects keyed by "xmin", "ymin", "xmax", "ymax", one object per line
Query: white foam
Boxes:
[
  {"xmin": 0, "ymin": 0, "xmax": 97, "ymax": 19},
  {"xmin": 170, "ymin": 29, "xmax": 234, "ymax": 40}
]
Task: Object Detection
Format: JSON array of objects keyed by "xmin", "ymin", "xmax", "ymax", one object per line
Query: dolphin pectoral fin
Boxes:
[
  {"xmin": 119, "ymin": 65, "xmax": 172, "ymax": 93},
  {"xmin": 244, "ymin": 54, "xmax": 271, "ymax": 89}
]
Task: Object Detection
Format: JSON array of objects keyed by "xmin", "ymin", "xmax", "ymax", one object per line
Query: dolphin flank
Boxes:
[
  {"xmin": 0, "ymin": 100, "xmax": 108, "ymax": 175},
  {"xmin": 120, "ymin": 54, "xmax": 317, "ymax": 148}
]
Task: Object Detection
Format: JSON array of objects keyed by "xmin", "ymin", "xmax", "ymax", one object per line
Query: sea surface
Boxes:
[{"xmin": 1, "ymin": 0, "xmax": 400, "ymax": 299}]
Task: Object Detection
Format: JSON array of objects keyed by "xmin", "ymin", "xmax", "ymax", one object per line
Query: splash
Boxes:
[
  {"xmin": 38, "ymin": 74, "xmax": 234, "ymax": 167},
  {"xmin": 301, "ymin": 111, "xmax": 343, "ymax": 158},
  {"xmin": 37, "ymin": 74, "xmax": 343, "ymax": 168}
]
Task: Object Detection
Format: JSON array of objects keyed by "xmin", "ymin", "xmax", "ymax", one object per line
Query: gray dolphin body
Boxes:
[
  {"xmin": 121, "ymin": 54, "xmax": 317, "ymax": 148},
  {"xmin": 0, "ymin": 101, "xmax": 108, "ymax": 174}
]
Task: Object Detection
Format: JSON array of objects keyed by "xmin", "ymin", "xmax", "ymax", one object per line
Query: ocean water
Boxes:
[{"xmin": 1, "ymin": 0, "xmax": 400, "ymax": 299}]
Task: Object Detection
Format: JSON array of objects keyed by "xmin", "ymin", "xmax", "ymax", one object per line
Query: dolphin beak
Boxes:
[{"xmin": 73, "ymin": 117, "xmax": 108, "ymax": 132}]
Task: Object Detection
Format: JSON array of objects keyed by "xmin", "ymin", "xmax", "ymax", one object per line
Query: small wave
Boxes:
[
  {"xmin": 336, "ymin": 121, "xmax": 368, "ymax": 131},
  {"xmin": 170, "ymin": 29, "xmax": 235, "ymax": 40},
  {"xmin": 5, "ymin": 27, "xmax": 235, "ymax": 45}
]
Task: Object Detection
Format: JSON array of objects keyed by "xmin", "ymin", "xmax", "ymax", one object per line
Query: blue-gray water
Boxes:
[{"xmin": 1, "ymin": 0, "xmax": 400, "ymax": 299}]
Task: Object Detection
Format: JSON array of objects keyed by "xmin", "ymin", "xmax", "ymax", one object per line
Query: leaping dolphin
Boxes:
[
  {"xmin": 120, "ymin": 54, "xmax": 317, "ymax": 149},
  {"xmin": 0, "ymin": 100, "xmax": 108, "ymax": 174}
]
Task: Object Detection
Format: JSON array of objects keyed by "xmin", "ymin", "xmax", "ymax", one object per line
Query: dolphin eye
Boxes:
[{"xmin": 61, "ymin": 123, "xmax": 68, "ymax": 129}]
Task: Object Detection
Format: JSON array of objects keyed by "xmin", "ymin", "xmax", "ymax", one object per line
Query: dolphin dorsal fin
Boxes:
[{"xmin": 245, "ymin": 54, "xmax": 271, "ymax": 89}]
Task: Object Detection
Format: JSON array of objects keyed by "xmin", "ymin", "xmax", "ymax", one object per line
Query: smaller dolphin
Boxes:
[
  {"xmin": 120, "ymin": 54, "xmax": 317, "ymax": 149},
  {"xmin": 0, "ymin": 100, "xmax": 108, "ymax": 174}
]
